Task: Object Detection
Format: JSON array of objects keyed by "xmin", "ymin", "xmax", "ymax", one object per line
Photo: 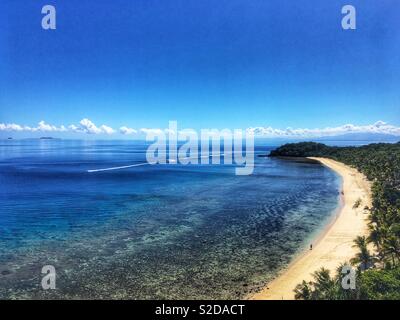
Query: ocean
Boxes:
[{"xmin": 0, "ymin": 139, "xmax": 341, "ymax": 299}]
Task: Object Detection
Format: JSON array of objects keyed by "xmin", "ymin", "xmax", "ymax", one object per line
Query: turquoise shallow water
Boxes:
[{"xmin": 0, "ymin": 140, "xmax": 340, "ymax": 299}]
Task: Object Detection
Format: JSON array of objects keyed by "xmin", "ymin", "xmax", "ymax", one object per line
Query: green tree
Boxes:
[{"xmin": 350, "ymin": 236, "xmax": 376, "ymax": 270}]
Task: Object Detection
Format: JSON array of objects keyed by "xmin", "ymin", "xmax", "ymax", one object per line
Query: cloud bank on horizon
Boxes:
[
  {"xmin": 246, "ymin": 121, "xmax": 400, "ymax": 138},
  {"xmin": 1, "ymin": 119, "xmax": 400, "ymax": 138}
]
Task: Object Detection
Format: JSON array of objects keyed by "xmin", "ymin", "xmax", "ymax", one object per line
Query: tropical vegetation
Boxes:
[{"xmin": 270, "ymin": 141, "xmax": 400, "ymax": 299}]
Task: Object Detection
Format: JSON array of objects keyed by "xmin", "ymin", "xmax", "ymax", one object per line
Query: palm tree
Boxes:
[
  {"xmin": 368, "ymin": 224, "xmax": 390, "ymax": 265},
  {"xmin": 382, "ymin": 235, "xmax": 400, "ymax": 267},
  {"xmin": 353, "ymin": 235, "xmax": 368, "ymax": 249},
  {"xmin": 350, "ymin": 236, "xmax": 376, "ymax": 270},
  {"xmin": 368, "ymin": 224, "xmax": 382, "ymax": 251},
  {"xmin": 294, "ymin": 280, "xmax": 312, "ymax": 300},
  {"xmin": 310, "ymin": 268, "xmax": 336, "ymax": 300}
]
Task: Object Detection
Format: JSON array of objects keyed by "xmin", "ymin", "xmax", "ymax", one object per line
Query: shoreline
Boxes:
[{"xmin": 250, "ymin": 157, "xmax": 371, "ymax": 300}]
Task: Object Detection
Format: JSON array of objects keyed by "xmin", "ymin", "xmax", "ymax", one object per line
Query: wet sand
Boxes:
[{"xmin": 251, "ymin": 157, "xmax": 371, "ymax": 300}]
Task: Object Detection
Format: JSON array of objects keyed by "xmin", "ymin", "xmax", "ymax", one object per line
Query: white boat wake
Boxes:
[{"xmin": 87, "ymin": 153, "xmax": 225, "ymax": 173}]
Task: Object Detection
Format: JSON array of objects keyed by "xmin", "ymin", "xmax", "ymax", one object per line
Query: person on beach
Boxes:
[{"xmin": 310, "ymin": 244, "xmax": 313, "ymax": 250}]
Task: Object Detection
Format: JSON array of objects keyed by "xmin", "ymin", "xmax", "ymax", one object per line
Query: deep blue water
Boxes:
[{"xmin": 0, "ymin": 140, "xmax": 341, "ymax": 299}]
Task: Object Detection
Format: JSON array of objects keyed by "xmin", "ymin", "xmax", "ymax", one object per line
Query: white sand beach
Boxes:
[{"xmin": 251, "ymin": 157, "xmax": 372, "ymax": 300}]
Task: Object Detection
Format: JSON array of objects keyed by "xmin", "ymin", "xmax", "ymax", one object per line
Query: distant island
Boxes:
[
  {"xmin": 263, "ymin": 141, "xmax": 400, "ymax": 300},
  {"xmin": 40, "ymin": 137, "xmax": 56, "ymax": 140}
]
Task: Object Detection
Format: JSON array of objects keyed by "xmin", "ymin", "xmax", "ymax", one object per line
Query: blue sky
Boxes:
[{"xmin": 0, "ymin": 0, "xmax": 399, "ymax": 138}]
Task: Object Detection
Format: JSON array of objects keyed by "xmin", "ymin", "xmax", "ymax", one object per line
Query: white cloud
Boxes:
[
  {"xmin": 0, "ymin": 121, "xmax": 66, "ymax": 132},
  {"xmin": 0, "ymin": 123, "xmax": 25, "ymax": 131},
  {"xmin": 78, "ymin": 118, "xmax": 102, "ymax": 134},
  {"xmin": 68, "ymin": 118, "xmax": 115, "ymax": 134},
  {"xmin": 36, "ymin": 120, "xmax": 67, "ymax": 132},
  {"xmin": 68, "ymin": 124, "xmax": 79, "ymax": 131},
  {"xmin": 99, "ymin": 124, "xmax": 115, "ymax": 134},
  {"xmin": 0, "ymin": 119, "xmax": 115, "ymax": 135},
  {"xmin": 140, "ymin": 128, "xmax": 165, "ymax": 135},
  {"xmin": 246, "ymin": 121, "xmax": 400, "ymax": 137},
  {"xmin": 1, "ymin": 120, "xmax": 400, "ymax": 138},
  {"xmin": 119, "ymin": 126, "xmax": 137, "ymax": 135}
]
